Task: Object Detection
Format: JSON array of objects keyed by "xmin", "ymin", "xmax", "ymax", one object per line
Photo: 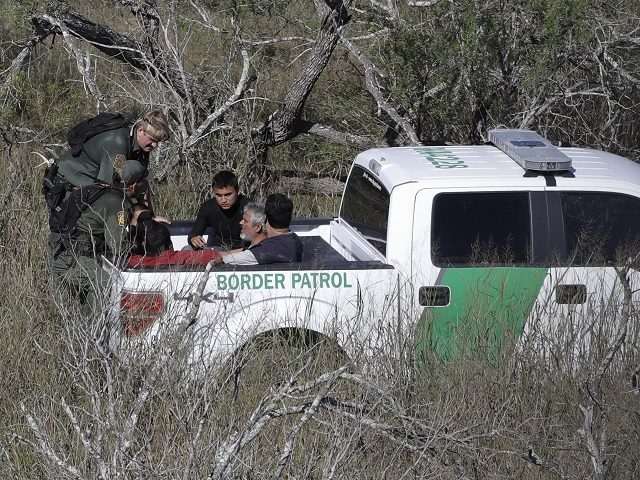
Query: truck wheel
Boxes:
[{"xmin": 221, "ymin": 328, "xmax": 351, "ymax": 404}]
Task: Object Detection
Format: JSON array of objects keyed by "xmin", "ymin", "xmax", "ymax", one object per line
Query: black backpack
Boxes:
[
  {"xmin": 42, "ymin": 112, "xmax": 130, "ymax": 213},
  {"xmin": 67, "ymin": 112, "xmax": 129, "ymax": 157}
]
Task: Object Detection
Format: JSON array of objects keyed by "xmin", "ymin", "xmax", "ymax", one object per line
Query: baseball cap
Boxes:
[{"xmin": 117, "ymin": 160, "xmax": 146, "ymax": 185}]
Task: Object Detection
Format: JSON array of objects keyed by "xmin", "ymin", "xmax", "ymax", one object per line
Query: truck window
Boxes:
[
  {"xmin": 340, "ymin": 165, "xmax": 389, "ymax": 255},
  {"xmin": 561, "ymin": 192, "xmax": 640, "ymax": 266},
  {"xmin": 431, "ymin": 192, "xmax": 532, "ymax": 266}
]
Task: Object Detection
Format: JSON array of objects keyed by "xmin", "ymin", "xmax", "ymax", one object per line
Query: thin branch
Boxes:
[
  {"xmin": 184, "ymin": 259, "xmax": 219, "ymax": 327},
  {"xmin": 39, "ymin": 14, "xmax": 105, "ymax": 108},
  {"xmin": 339, "ymin": 34, "xmax": 421, "ymax": 145},
  {"xmin": 21, "ymin": 403, "xmax": 87, "ymax": 480},
  {"xmin": 270, "ymin": 368, "xmax": 345, "ymax": 478},
  {"xmin": 253, "ymin": 0, "xmax": 352, "ymax": 147},
  {"xmin": 61, "ymin": 398, "xmax": 109, "ymax": 479},
  {"xmin": 520, "ymin": 447, "xmax": 575, "ymax": 480},
  {"xmin": 184, "ymin": 34, "xmax": 252, "ymax": 149},
  {"xmin": 301, "ymin": 120, "xmax": 376, "ymax": 148},
  {"xmin": 1, "ymin": 33, "xmax": 49, "ymax": 83},
  {"xmin": 250, "ymin": 36, "xmax": 314, "ymax": 46},
  {"xmin": 407, "ymin": 0, "xmax": 440, "ymax": 6}
]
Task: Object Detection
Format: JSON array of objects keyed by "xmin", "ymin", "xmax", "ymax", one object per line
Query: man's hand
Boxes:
[
  {"xmin": 219, "ymin": 247, "xmax": 243, "ymax": 257},
  {"xmin": 191, "ymin": 235, "xmax": 206, "ymax": 249}
]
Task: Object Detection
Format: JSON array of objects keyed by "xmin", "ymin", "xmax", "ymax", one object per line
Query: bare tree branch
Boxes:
[
  {"xmin": 577, "ymin": 253, "xmax": 640, "ymax": 480},
  {"xmin": 39, "ymin": 14, "xmax": 105, "ymax": 109},
  {"xmin": 301, "ymin": 120, "xmax": 375, "ymax": 148},
  {"xmin": 1, "ymin": 32, "xmax": 49, "ymax": 85},
  {"xmin": 253, "ymin": 0, "xmax": 352, "ymax": 147},
  {"xmin": 32, "ymin": 1, "xmax": 211, "ymax": 112},
  {"xmin": 520, "ymin": 447, "xmax": 575, "ymax": 480},
  {"xmin": 340, "ymin": 34, "xmax": 421, "ymax": 145},
  {"xmin": 1, "ymin": 31, "xmax": 50, "ymax": 111},
  {"xmin": 278, "ymin": 175, "xmax": 344, "ymax": 196},
  {"xmin": 20, "ymin": 403, "xmax": 87, "ymax": 480}
]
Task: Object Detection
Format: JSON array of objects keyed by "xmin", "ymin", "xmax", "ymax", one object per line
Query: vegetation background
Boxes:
[{"xmin": 0, "ymin": 0, "xmax": 639, "ymax": 478}]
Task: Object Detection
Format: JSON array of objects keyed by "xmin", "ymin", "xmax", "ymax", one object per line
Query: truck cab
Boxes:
[{"xmin": 339, "ymin": 130, "xmax": 640, "ymax": 367}]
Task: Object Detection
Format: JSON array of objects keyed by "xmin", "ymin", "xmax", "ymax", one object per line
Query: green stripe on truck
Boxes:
[{"xmin": 417, "ymin": 267, "xmax": 548, "ymax": 360}]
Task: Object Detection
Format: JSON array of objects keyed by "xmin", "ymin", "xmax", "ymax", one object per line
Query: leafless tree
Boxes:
[{"xmin": 1, "ymin": 1, "xmax": 363, "ymax": 195}]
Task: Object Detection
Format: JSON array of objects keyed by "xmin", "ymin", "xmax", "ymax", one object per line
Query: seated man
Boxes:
[
  {"xmin": 222, "ymin": 193, "xmax": 303, "ymax": 265},
  {"xmin": 223, "ymin": 202, "xmax": 268, "ymax": 253},
  {"xmin": 128, "ymin": 220, "xmax": 221, "ymax": 268},
  {"xmin": 187, "ymin": 170, "xmax": 250, "ymax": 250}
]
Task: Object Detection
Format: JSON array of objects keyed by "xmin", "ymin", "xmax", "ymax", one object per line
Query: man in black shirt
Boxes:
[
  {"xmin": 222, "ymin": 193, "xmax": 303, "ymax": 265},
  {"xmin": 188, "ymin": 170, "xmax": 250, "ymax": 249}
]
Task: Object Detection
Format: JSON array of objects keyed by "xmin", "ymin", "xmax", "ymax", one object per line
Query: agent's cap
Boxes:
[
  {"xmin": 139, "ymin": 110, "xmax": 170, "ymax": 142},
  {"xmin": 142, "ymin": 121, "xmax": 166, "ymax": 142},
  {"xmin": 117, "ymin": 160, "xmax": 147, "ymax": 185}
]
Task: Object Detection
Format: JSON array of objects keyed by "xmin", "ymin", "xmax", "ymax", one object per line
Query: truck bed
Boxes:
[{"xmin": 122, "ymin": 218, "xmax": 392, "ymax": 272}]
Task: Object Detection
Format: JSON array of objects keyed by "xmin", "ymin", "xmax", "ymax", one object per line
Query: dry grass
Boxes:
[{"xmin": 1, "ymin": 147, "xmax": 639, "ymax": 479}]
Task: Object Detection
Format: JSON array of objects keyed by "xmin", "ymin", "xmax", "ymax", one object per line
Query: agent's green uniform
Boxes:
[
  {"xmin": 56, "ymin": 126, "xmax": 149, "ymax": 188},
  {"xmin": 51, "ymin": 188, "xmax": 134, "ymax": 306}
]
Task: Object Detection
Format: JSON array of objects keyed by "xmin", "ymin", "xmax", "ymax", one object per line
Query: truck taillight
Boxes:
[{"xmin": 120, "ymin": 292, "xmax": 164, "ymax": 337}]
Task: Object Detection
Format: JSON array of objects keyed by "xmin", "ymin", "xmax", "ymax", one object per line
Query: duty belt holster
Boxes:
[
  {"xmin": 49, "ymin": 232, "xmax": 74, "ymax": 265},
  {"xmin": 41, "ymin": 162, "xmax": 74, "ymax": 211},
  {"xmin": 46, "ymin": 181, "xmax": 113, "ymax": 259}
]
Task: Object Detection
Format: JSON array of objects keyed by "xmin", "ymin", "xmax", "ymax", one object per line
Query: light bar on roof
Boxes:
[{"xmin": 489, "ymin": 129, "xmax": 572, "ymax": 172}]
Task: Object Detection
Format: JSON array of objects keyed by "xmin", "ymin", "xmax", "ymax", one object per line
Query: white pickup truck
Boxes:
[{"xmin": 104, "ymin": 130, "xmax": 640, "ymax": 368}]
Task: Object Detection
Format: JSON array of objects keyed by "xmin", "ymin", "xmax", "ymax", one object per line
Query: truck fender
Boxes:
[{"xmin": 221, "ymin": 327, "xmax": 351, "ymax": 401}]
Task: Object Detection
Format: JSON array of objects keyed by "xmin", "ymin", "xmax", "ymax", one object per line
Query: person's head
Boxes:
[
  {"xmin": 240, "ymin": 202, "xmax": 266, "ymax": 243},
  {"xmin": 135, "ymin": 109, "xmax": 169, "ymax": 153},
  {"xmin": 265, "ymin": 193, "xmax": 293, "ymax": 230},
  {"xmin": 211, "ymin": 170, "xmax": 240, "ymax": 210},
  {"xmin": 116, "ymin": 160, "xmax": 147, "ymax": 198},
  {"xmin": 128, "ymin": 204, "xmax": 154, "ymax": 253},
  {"xmin": 130, "ymin": 203, "xmax": 153, "ymax": 227},
  {"xmin": 135, "ymin": 219, "xmax": 173, "ymax": 256}
]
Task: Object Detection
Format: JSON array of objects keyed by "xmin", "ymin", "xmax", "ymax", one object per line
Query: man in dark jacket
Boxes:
[{"xmin": 187, "ymin": 170, "xmax": 250, "ymax": 250}]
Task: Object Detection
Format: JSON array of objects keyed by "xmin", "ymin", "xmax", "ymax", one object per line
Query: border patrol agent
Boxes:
[
  {"xmin": 51, "ymin": 161, "xmax": 147, "ymax": 307},
  {"xmin": 55, "ymin": 110, "xmax": 170, "ymax": 189}
]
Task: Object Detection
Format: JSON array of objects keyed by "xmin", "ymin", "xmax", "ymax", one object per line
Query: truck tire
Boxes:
[{"xmin": 221, "ymin": 328, "xmax": 351, "ymax": 404}]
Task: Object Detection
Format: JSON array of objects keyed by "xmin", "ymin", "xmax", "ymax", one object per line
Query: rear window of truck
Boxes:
[
  {"xmin": 561, "ymin": 191, "xmax": 640, "ymax": 266},
  {"xmin": 340, "ymin": 165, "xmax": 390, "ymax": 255}
]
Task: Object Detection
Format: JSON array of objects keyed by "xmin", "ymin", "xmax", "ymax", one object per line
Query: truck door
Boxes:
[
  {"xmin": 538, "ymin": 189, "xmax": 640, "ymax": 367},
  {"xmin": 412, "ymin": 188, "xmax": 549, "ymax": 361}
]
